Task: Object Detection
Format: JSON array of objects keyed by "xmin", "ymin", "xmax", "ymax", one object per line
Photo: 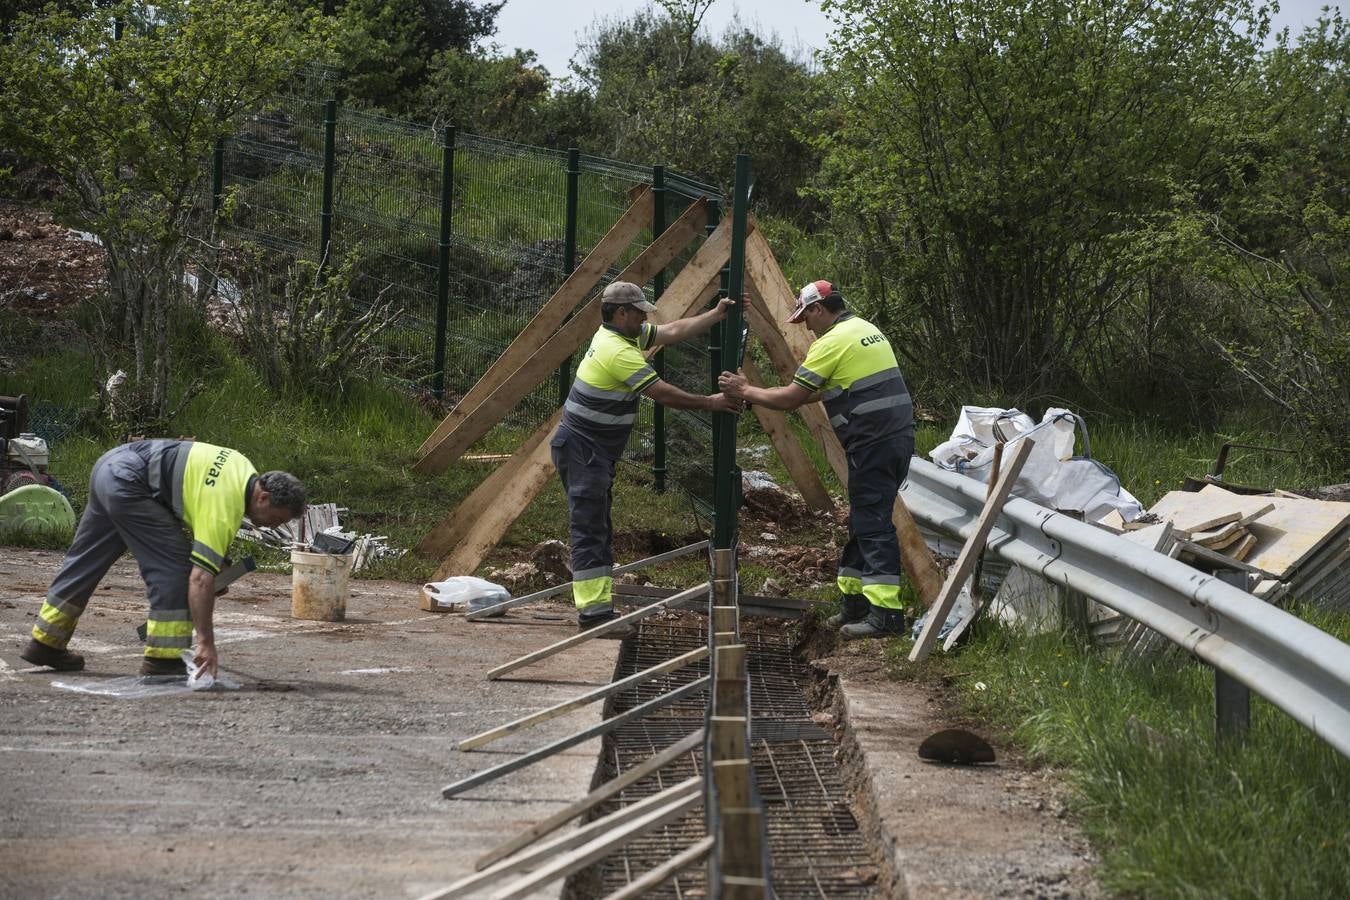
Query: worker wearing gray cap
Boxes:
[{"xmin": 553, "ymin": 281, "xmax": 741, "ymax": 634}]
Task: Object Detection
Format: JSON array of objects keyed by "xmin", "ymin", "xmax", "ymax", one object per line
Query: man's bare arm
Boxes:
[
  {"xmin": 718, "ymin": 370, "xmax": 814, "ymax": 411},
  {"xmin": 188, "ymin": 566, "xmax": 218, "ymax": 677},
  {"xmin": 654, "ymin": 297, "xmax": 736, "ymax": 346},
  {"xmin": 643, "ymin": 378, "xmax": 741, "ymax": 413}
]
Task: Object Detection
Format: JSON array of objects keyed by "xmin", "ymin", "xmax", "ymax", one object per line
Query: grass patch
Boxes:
[{"xmin": 885, "ymin": 612, "xmax": 1350, "ymax": 898}]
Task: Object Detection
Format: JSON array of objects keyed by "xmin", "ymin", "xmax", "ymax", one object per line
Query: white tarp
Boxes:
[{"xmin": 928, "ymin": 406, "xmax": 1143, "ymax": 524}]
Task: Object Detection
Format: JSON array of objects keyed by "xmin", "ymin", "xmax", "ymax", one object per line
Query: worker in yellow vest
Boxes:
[
  {"xmin": 552, "ymin": 281, "xmax": 742, "ymax": 634},
  {"xmin": 720, "ymin": 280, "xmax": 915, "ymax": 639},
  {"xmin": 20, "ymin": 440, "xmax": 304, "ymax": 677}
]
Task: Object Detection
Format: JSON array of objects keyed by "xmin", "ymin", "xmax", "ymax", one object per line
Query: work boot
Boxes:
[
  {"xmin": 826, "ymin": 594, "xmax": 869, "ymax": 629},
  {"xmin": 140, "ymin": 656, "xmax": 187, "ymax": 677},
  {"xmin": 20, "ymin": 638, "xmax": 85, "ymax": 671},
  {"xmin": 578, "ymin": 611, "xmax": 636, "ymax": 640},
  {"xmin": 840, "ymin": 605, "xmax": 908, "ymax": 641}
]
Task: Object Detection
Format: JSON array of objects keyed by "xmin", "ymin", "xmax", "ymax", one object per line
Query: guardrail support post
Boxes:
[{"xmin": 1213, "ymin": 570, "xmax": 1253, "ymax": 745}]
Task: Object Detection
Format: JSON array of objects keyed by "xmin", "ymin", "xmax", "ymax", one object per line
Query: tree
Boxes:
[
  {"xmin": 812, "ymin": 0, "xmax": 1277, "ymax": 407},
  {"xmin": 321, "ymin": 0, "xmax": 503, "ymax": 113},
  {"xmin": 0, "ymin": 1, "xmax": 328, "ymax": 429},
  {"xmin": 569, "ymin": 5, "xmax": 820, "ymax": 217}
]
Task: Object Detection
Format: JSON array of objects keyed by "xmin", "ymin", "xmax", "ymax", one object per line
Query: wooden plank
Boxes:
[
  {"xmin": 601, "ymin": 836, "xmax": 714, "ymax": 900},
  {"xmin": 943, "ymin": 443, "xmax": 1004, "ymax": 652},
  {"xmin": 657, "ymin": 216, "xmax": 732, "ymax": 316},
  {"xmin": 742, "ymin": 354, "xmax": 833, "ymax": 513},
  {"xmin": 475, "ymin": 728, "xmax": 704, "ymax": 871},
  {"xmin": 744, "ymin": 244, "xmax": 944, "ymax": 607},
  {"xmin": 487, "ymin": 583, "xmax": 710, "ymax": 680},
  {"xmin": 426, "ymin": 779, "xmax": 701, "ymax": 899},
  {"xmin": 710, "ymin": 715, "xmax": 748, "ymax": 762},
  {"xmin": 440, "ymin": 677, "xmax": 709, "ymax": 798},
  {"xmin": 415, "ymin": 188, "xmax": 655, "ymax": 467},
  {"xmin": 712, "ymin": 606, "xmax": 738, "ymax": 634},
  {"xmin": 422, "ymin": 264, "xmax": 724, "ymax": 582},
  {"xmin": 713, "ymin": 759, "xmax": 752, "ymax": 807},
  {"xmin": 466, "ymin": 540, "xmax": 709, "ymax": 620},
  {"xmin": 416, "ymin": 199, "xmax": 710, "ymax": 473},
  {"xmin": 910, "ymin": 439, "xmax": 1035, "ymax": 661},
  {"xmin": 418, "ymin": 300, "xmax": 601, "ymax": 470},
  {"xmin": 713, "ymin": 644, "xmax": 747, "ymax": 716},
  {"xmin": 719, "ymin": 808, "xmax": 767, "ymax": 882},
  {"xmin": 486, "ymin": 791, "xmax": 704, "ymax": 900},
  {"xmin": 424, "ymin": 411, "xmax": 563, "ymax": 577},
  {"xmin": 459, "ymin": 646, "xmax": 709, "ymax": 750},
  {"xmin": 416, "ymin": 409, "xmax": 560, "ymax": 561}
]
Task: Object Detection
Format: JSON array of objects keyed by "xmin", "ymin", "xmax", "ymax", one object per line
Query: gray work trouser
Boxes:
[
  {"xmin": 549, "ymin": 428, "xmax": 616, "ymax": 619},
  {"xmin": 32, "ymin": 446, "xmax": 193, "ymax": 659}
]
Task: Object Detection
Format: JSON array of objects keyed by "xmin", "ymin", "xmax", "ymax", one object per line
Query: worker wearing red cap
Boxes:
[
  {"xmin": 553, "ymin": 281, "xmax": 742, "ymax": 635},
  {"xmin": 719, "ymin": 280, "xmax": 915, "ymax": 639}
]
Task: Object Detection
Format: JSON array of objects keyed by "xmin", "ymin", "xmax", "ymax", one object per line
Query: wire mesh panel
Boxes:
[
  {"xmin": 327, "ymin": 108, "xmax": 442, "ymax": 384},
  {"xmin": 221, "ymin": 92, "xmax": 324, "ymax": 254},
  {"xmin": 578, "ymin": 615, "xmax": 880, "ymax": 898},
  {"xmin": 450, "ymin": 134, "xmax": 569, "ymax": 425}
]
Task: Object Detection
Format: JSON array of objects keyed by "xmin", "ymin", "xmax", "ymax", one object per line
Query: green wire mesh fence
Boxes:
[{"xmin": 212, "ymin": 96, "xmax": 727, "ymax": 517}]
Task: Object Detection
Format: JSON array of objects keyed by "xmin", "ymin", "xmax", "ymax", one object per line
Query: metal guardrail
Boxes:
[{"xmin": 901, "ymin": 458, "xmax": 1350, "ymax": 760}]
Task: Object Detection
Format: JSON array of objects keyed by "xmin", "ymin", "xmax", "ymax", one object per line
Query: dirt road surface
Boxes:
[
  {"xmin": 1, "ymin": 549, "xmax": 1100, "ymax": 898},
  {"xmin": 0, "ymin": 549, "xmax": 619, "ymax": 899}
]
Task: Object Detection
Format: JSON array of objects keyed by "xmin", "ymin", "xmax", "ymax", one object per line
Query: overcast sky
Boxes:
[{"xmin": 491, "ymin": 0, "xmax": 1344, "ymax": 79}]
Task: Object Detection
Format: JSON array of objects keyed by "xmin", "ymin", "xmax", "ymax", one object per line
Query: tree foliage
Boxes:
[
  {"xmin": 319, "ymin": 0, "xmax": 503, "ymax": 113},
  {"xmin": 567, "ymin": 3, "xmax": 821, "ymax": 217},
  {"xmin": 0, "ymin": 1, "xmax": 327, "ymax": 429}
]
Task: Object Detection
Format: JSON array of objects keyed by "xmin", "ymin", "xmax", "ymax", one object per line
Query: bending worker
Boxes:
[
  {"xmin": 719, "ymin": 280, "xmax": 915, "ymax": 639},
  {"xmin": 552, "ymin": 281, "xmax": 741, "ymax": 634},
  {"xmin": 20, "ymin": 440, "xmax": 304, "ymax": 677}
]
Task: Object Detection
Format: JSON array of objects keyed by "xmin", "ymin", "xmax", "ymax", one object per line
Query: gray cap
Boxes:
[{"xmin": 601, "ymin": 281, "xmax": 657, "ymax": 312}]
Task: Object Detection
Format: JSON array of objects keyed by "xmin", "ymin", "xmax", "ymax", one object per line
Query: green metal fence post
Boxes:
[
  {"xmin": 433, "ymin": 125, "xmax": 456, "ymax": 400},
  {"xmin": 712, "ymin": 154, "xmax": 750, "ymax": 550},
  {"xmin": 211, "ymin": 139, "xmax": 225, "ymax": 215},
  {"xmin": 652, "ymin": 165, "xmax": 668, "ymax": 493},
  {"xmin": 558, "ymin": 148, "xmax": 581, "ymax": 406},
  {"xmin": 318, "ymin": 99, "xmax": 337, "ymax": 277}
]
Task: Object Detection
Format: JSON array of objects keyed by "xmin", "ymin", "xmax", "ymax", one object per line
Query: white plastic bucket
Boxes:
[{"xmin": 291, "ymin": 550, "xmax": 353, "ymax": 621}]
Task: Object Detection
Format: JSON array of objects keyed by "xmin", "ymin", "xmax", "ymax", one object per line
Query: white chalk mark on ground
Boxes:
[
  {"xmin": 0, "ymin": 656, "xmax": 16, "ymax": 682},
  {"xmin": 339, "ymin": 666, "xmax": 415, "ymax": 675}
]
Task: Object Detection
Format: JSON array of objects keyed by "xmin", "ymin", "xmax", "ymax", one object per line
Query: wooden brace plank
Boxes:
[
  {"xmin": 475, "ymin": 727, "xmax": 704, "ymax": 871},
  {"xmin": 427, "ymin": 779, "xmax": 701, "ymax": 899},
  {"xmin": 741, "ymin": 354, "xmax": 833, "ymax": 513},
  {"xmin": 459, "ymin": 646, "xmax": 709, "ymax": 750},
  {"xmin": 465, "ymin": 540, "xmax": 709, "ymax": 620},
  {"xmin": 422, "ymin": 251, "xmax": 725, "ymax": 578},
  {"xmin": 416, "ymin": 188, "xmax": 654, "ymax": 467},
  {"xmin": 910, "ymin": 438, "xmax": 1035, "ymax": 661},
  {"xmin": 421, "ymin": 300, "xmax": 601, "ymax": 469},
  {"xmin": 439, "ymin": 677, "xmax": 709, "ymax": 798},
  {"xmin": 487, "ymin": 583, "xmax": 710, "ymax": 680},
  {"xmin": 416, "ymin": 196, "xmax": 709, "ymax": 472},
  {"xmin": 601, "ymin": 836, "xmax": 714, "ymax": 900},
  {"xmin": 416, "ymin": 409, "xmax": 560, "ymax": 561},
  {"xmin": 487, "ymin": 791, "xmax": 703, "ymax": 900}
]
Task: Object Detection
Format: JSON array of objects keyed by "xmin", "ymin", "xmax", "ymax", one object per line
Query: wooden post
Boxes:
[{"xmin": 910, "ymin": 439, "xmax": 1034, "ymax": 662}]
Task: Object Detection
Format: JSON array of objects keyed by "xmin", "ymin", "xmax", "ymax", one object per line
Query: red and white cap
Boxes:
[{"xmin": 787, "ymin": 279, "xmax": 835, "ymax": 323}]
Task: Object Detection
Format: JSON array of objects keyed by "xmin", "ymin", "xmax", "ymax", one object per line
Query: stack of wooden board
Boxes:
[{"xmin": 1098, "ymin": 484, "xmax": 1350, "ymax": 610}]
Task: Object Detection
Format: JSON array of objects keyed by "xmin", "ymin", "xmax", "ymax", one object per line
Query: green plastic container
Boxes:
[{"xmin": 0, "ymin": 484, "xmax": 76, "ymax": 540}]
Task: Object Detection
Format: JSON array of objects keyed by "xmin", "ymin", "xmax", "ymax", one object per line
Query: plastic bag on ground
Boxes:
[
  {"xmin": 910, "ymin": 581, "xmax": 977, "ymax": 644},
  {"xmin": 421, "ymin": 576, "xmax": 511, "ymax": 616}
]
